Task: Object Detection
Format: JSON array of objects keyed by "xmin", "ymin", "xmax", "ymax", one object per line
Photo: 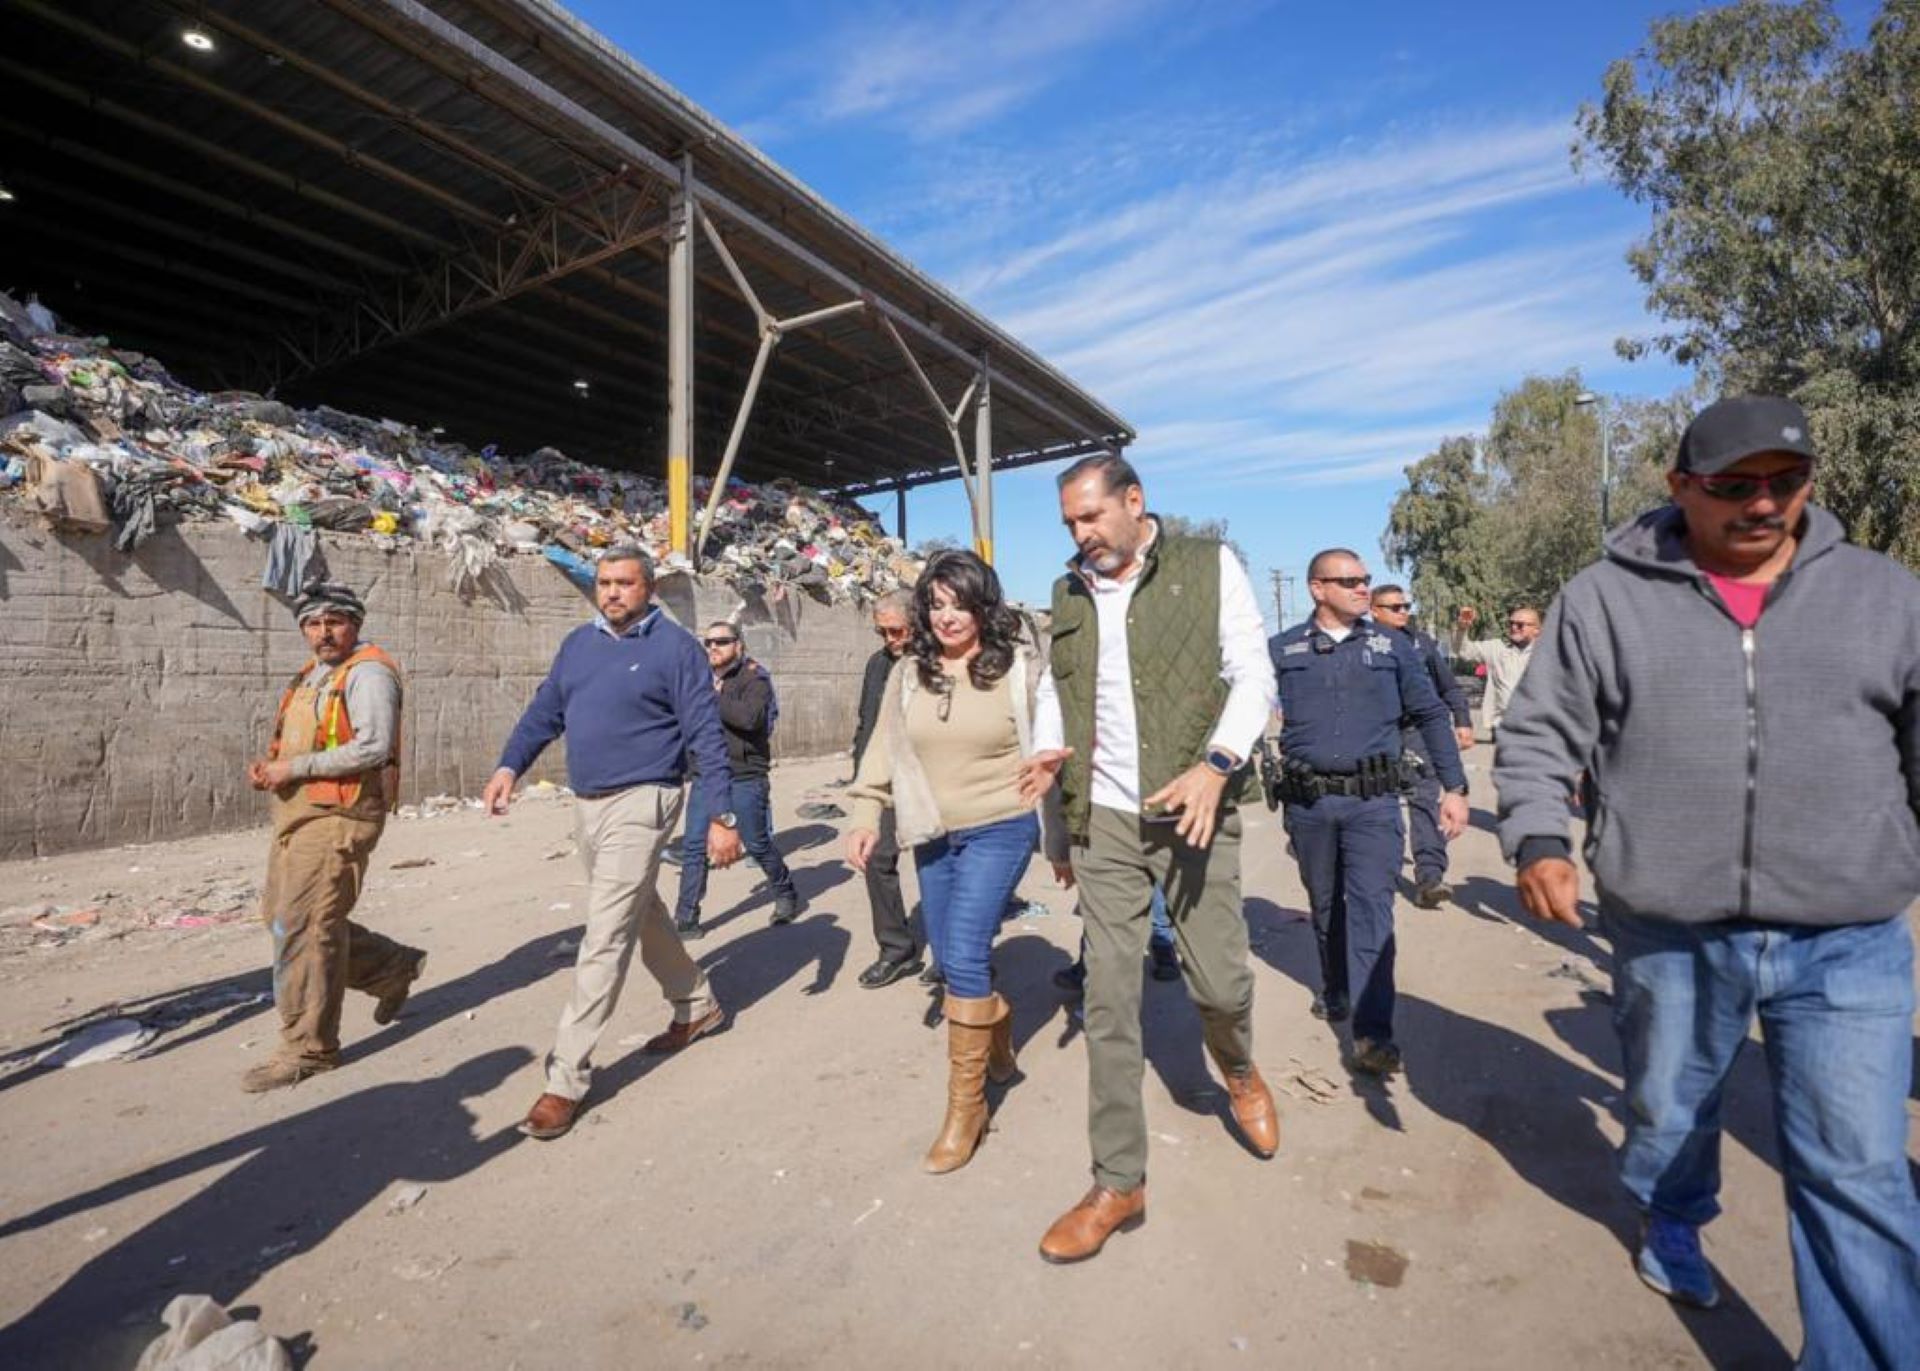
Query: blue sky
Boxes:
[{"xmin": 568, "ymin": 0, "xmax": 1739, "ymax": 617}]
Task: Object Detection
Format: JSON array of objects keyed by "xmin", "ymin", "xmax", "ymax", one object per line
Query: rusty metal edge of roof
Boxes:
[{"xmin": 495, "ymin": 0, "xmax": 1135, "ymax": 447}]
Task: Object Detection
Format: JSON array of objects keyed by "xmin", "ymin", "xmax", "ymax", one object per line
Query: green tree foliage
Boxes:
[
  {"xmin": 1383, "ymin": 375, "xmax": 1689, "ymax": 623},
  {"xmin": 1576, "ymin": 0, "xmax": 1920, "ymax": 561}
]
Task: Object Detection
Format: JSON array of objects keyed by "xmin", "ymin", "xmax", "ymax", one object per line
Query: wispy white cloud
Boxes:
[
  {"xmin": 783, "ymin": 0, "xmax": 1175, "ymax": 138},
  {"xmin": 899, "ymin": 117, "xmax": 1651, "ymax": 487}
]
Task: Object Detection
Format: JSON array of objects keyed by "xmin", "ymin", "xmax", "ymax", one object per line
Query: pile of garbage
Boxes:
[{"xmin": 0, "ymin": 292, "xmax": 920, "ymax": 605}]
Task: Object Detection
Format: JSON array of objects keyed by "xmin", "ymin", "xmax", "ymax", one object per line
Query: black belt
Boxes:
[{"xmin": 1313, "ymin": 771, "xmax": 1366, "ymax": 797}]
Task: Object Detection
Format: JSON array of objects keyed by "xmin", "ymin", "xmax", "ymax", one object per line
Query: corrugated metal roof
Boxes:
[{"xmin": 0, "ymin": 0, "xmax": 1132, "ymax": 493}]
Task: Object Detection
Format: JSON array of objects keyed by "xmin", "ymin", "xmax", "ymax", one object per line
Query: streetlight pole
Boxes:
[{"xmin": 1574, "ymin": 391, "xmax": 1612, "ymax": 545}]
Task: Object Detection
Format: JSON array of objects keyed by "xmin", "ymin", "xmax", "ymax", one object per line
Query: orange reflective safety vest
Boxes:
[{"xmin": 269, "ymin": 644, "xmax": 404, "ymax": 811}]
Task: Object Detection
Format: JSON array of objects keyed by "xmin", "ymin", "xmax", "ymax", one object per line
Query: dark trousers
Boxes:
[
  {"xmin": 1285, "ymin": 793, "xmax": 1403, "ymax": 1043},
  {"xmin": 1400, "ymin": 728, "xmax": 1447, "ymax": 886},
  {"xmin": 865, "ymin": 809, "xmax": 917, "ymax": 962},
  {"xmin": 674, "ymin": 773, "xmax": 794, "ymax": 921}
]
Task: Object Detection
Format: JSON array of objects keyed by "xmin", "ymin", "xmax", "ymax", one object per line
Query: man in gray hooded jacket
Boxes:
[{"xmin": 1494, "ymin": 395, "xmax": 1919, "ymax": 1367}]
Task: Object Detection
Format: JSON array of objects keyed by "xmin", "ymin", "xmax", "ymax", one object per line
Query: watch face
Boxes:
[{"xmin": 716, "ymin": 812, "xmax": 738, "ymax": 828}]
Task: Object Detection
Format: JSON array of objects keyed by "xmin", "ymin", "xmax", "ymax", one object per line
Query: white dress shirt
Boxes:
[{"xmin": 1033, "ymin": 527, "xmax": 1276, "ymax": 815}]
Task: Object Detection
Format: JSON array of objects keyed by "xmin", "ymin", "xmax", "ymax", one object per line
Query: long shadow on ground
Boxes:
[{"xmin": 0, "ymin": 1047, "xmax": 530, "ymax": 1370}]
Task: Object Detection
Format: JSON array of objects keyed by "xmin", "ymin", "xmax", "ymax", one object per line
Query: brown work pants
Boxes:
[{"xmin": 260, "ymin": 792, "xmax": 416, "ymax": 1066}]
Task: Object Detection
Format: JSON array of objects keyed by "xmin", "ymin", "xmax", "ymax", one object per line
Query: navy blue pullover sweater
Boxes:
[{"xmin": 497, "ymin": 609, "xmax": 731, "ymax": 812}]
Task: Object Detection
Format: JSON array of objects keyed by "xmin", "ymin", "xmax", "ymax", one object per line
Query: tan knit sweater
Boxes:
[{"xmin": 848, "ymin": 642, "xmax": 1066, "ymax": 859}]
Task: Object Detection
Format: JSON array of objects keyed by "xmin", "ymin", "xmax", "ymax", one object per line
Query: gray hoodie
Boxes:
[{"xmin": 1495, "ymin": 503, "xmax": 1920, "ymax": 926}]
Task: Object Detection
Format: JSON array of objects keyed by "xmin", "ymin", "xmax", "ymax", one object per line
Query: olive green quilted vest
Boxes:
[{"xmin": 1048, "ymin": 531, "xmax": 1255, "ymax": 840}]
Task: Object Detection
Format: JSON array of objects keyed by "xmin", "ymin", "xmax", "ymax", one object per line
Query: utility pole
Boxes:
[{"xmin": 1269, "ymin": 569, "xmax": 1296, "ymax": 628}]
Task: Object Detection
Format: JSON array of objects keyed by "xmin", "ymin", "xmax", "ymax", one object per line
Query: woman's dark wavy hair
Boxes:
[{"xmin": 910, "ymin": 549, "xmax": 1025, "ymax": 693}]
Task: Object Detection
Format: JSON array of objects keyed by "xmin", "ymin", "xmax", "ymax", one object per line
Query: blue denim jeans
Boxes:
[
  {"xmin": 674, "ymin": 774, "xmax": 794, "ymax": 921},
  {"xmin": 912, "ymin": 812, "xmax": 1039, "ymax": 999},
  {"xmin": 1607, "ymin": 909, "xmax": 1920, "ymax": 1369}
]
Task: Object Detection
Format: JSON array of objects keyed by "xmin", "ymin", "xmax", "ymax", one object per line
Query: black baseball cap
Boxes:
[{"xmin": 1677, "ymin": 395, "xmax": 1817, "ymax": 475}]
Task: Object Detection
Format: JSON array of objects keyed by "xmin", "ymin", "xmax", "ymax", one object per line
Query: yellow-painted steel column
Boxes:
[
  {"xmin": 972, "ymin": 365, "xmax": 993, "ymax": 564},
  {"xmin": 666, "ymin": 162, "xmax": 695, "ymax": 560}
]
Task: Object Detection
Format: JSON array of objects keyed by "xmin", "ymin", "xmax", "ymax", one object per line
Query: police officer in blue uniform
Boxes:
[
  {"xmin": 1270, "ymin": 549, "xmax": 1469, "ymax": 1076},
  {"xmin": 1368, "ymin": 585, "xmax": 1475, "ymax": 909}
]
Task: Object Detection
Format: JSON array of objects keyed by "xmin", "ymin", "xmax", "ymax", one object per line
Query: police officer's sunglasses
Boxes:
[
  {"xmin": 700, "ymin": 636, "xmax": 738, "ymax": 647},
  {"xmin": 1371, "ymin": 600, "xmax": 1410, "ymax": 613},
  {"xmin": 1684, "ymin": 467, "xmax": 1812, "ymax": 502},
  {"xmin": 1313, "ymin": 575, "xmax": 1372, "ymax": 589}
]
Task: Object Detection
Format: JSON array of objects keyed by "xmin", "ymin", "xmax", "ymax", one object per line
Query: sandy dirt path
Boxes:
[{"xmin": 2, "ymin": 755, "xmax": 1912, "ymax": 1369}]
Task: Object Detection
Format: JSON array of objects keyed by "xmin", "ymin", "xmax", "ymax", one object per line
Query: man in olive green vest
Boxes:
[{"xmin": 1019, "ymin": 453, "xmax": 1279, "ymax": 1263}]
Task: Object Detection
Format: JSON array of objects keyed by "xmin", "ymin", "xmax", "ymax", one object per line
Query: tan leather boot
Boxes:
[
  {"xmin": 984, "ymin": 991, "xmax": 1017, "ymax": 1083},
  {"xmin": 925, "ymin": 994, "xmax": 997, "ymax": 1174}
]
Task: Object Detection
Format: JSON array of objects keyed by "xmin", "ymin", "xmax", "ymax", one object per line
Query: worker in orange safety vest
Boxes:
[{"xmin": 242, "ymin": 580, "xmax": 425, "ymax": 1092}]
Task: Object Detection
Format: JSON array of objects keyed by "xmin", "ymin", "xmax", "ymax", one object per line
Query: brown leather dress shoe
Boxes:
[
  {"xmin": 518, "ymin": 1092, "xmax": 581, "ymax": 1140},
  {"xmin": 1038, "ymin": 1184, "xmax": 1146, "ymax": 1264},
  {"xmin": 1224, "ymin": 1064, "xmax": 1279, "ymax": 1158},
  {"xmin": 641, "ymin": 1003, "xmax": 727, "ymax": 1054}
]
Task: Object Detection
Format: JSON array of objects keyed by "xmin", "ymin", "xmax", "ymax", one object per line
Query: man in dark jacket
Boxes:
[
  {"xmin": 1495, "ymin": 396, "xmax": 1920, "ymax": 1361},
  {"xmin": 1369, "ymin": 585, "xmax": 1474, "ymax": 907},
  {"xmin": 852, "ymin": 591, "xmax": 924, "ymax": 987},
  {"xmin": 672, "ymin": 622, "xmax": 802, "ymax": 936}
]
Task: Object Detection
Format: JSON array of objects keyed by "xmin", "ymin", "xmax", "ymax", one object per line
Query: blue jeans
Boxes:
[
  {"xmin": 674, "ymin": 774, "xmax": 794, "ymax": 921},
  {"xmin": 1607, "ymin": 909, "xmax": 1920, "ymax": 1369},
  {"xmin": 912, "ymin": 813, "xmax": 1038, "ymax": 999}
]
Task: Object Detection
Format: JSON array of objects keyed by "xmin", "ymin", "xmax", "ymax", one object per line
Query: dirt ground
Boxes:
[{"xmin": 2, "ymin": 755, "xmax": 1913, "ymax": 1370}]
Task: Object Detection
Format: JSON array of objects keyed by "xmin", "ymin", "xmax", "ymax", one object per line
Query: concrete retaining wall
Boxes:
[{"xmin": 0, "ymin": 513, "xmax": 872, "ymax": 859}]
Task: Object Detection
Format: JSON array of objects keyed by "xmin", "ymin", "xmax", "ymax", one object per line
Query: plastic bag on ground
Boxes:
[{"xmin": 134, "ymin": 1295, "xmax": 292, "ymax": 1371}]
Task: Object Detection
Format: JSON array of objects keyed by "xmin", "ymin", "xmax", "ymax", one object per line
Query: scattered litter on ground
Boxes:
[
  {"xmin": 390, "ymin": 857, "xmax": 436, "ymax": 871},
  {"xmin": 133, "ymin": 1294, "xmax": 292, "ymax": 1371},
  {"xmin": 675, "ymin": 1302, "xmax": 709, "ymax": 1332},
  {"xmin": 393, "ymin": 1254, "xmax": 460, "ymax": 1283},
  {"xmin": 1547, "ymin": 959, "xmax": 1609, "ymax": 996},
  {"xmin": 549, "ymin": 939, "xmax": 580, "ymax": 959},
  {"xmin": 1345, "ymin": 1240, "xmax": 1409, "ymax": 1288},
  {"xmin": 851, "ymin": 1198, "xmax": 884, "ymax": 1226},
  {"xmin": 543, "ymin": 845, "xmax": 575, "ymax": 862},
  {"xmin": 34, "ymin": 1017, "xmax": 157, "ymax": 1068},
  {"xmin": 1279, "ymin": 1058, "xmax": 1343, "ymax": 1104},
  {"xmin": 794, "ymin": 802, "xmax": 846, "ymax": 822},
  {"xmin": 386, "ymin": 1184, "xmax": 428, "ymax": 1215}
]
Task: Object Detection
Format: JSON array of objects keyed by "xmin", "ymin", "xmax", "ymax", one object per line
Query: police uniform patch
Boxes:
[
  {"xmin": 1366, "ymin": 633, "xmax": 1394, "ymax": 654},
  {"xmin": 1282, "ymin": 640, "xmax": 1311, "ymax": 656}
]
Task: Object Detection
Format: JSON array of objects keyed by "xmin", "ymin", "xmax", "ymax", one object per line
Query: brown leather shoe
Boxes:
[
  {"xmin": 1223, "ymin": 1064, "xmax": 1279, "ymax": 1158},
  {"xmin": 1038, "ymin": 1184, "xmax": 1146, "ymax": 1264},
  {"xmin": 518, "ymin": 1092, "xmax": 581, "ymax": 1140},
  {"xmin": 641, "ymin": 1003, "xmax": 727, "ymax": 1054},
  {"xmin": 372, "ymin": 950, "xmax": 428, "ymax": 1026}
]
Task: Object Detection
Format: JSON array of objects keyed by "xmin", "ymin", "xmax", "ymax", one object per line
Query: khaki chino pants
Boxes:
[
  {"xmin": 546, "ymin": 783, "xmax": 714, "ymax": 1100},
  {"xmin": 1077, "ymin": 803, "xmax": 1255, "ymax": 1191}
]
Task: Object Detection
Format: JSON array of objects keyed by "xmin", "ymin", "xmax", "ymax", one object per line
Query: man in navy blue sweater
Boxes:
[{"xmin": 483, "ymin": 546, "xmax": 744, "ymax": 1140}]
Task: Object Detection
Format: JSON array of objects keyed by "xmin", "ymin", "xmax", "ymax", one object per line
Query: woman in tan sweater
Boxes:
[{"xmin": 847, "ymin": 550, "xmax": 1064, "ymax": 1174}]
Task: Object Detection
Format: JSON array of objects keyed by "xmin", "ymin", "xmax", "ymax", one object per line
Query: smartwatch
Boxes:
[
  {"xmin": 1204, "ymin": 747, "xmax": 1239, "ymax": 777},
  {"xmin": 713, "ymin": 811, "xmax": 739, "ymax": 829}
]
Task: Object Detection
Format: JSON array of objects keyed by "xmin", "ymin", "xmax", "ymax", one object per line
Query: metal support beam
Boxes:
[
  {"xmin": 974, "ymin": 362, "xmax": 994, "ymax": 564},
  {"xmin": 896, "ymin": 487, "xmax": 908, "ymax": 543},
  {"xmin": 691, "ymin": 207, "xmax": 865, "ymax": 560},
  {"xmin": 254, "ymin": 175, "xmax": 665, "ymax": 388},
  {"xmin": 879, "ymin": 315, "xmax": 982, "ymax": 551},
  {"xmin": 666, "ymin": 159, "xmax": 695, "ymax": 560}
]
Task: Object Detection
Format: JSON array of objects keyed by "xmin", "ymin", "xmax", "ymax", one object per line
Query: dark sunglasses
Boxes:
[
  {"xmin": 701, "ymin": 636, "xmax": 738, "ymax": 647},
  {"xmin": 1686, "ymin": 468, "xmax": 1812, "ymax": 502},
  {"xmin": 1506, "ymin": 620, "xmax": 1535, "ymax": 630},
  {"xmin": 1314, "ymin": 575, "xmax": 1372, "ymax": 589},
  {"xmin": 1371, "ymin": 601, "xmax": 1410, "ymax": 613}
]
